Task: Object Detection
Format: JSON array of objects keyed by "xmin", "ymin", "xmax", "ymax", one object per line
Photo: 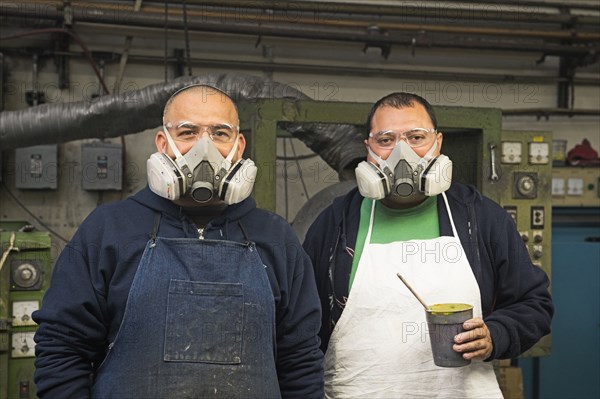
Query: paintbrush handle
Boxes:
[{"xmin": 396, "ymin": 273, "xmax": 429, "ymax": 311}]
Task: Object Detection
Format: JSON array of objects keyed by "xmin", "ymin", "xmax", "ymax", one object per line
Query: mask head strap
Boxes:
[
  {"xmin": 422, "ymin": 136, "xmax": 439, "ymax": 162},
  {"xmin": 162, "ymin": 123, "xmax": 187, "ymax": 168}
]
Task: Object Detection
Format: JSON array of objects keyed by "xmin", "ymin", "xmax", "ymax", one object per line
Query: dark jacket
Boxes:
[
  {"xmin": 33, "ymin": 186, "xmax": 324, "ymax": 399},
  {"xmin": 303, "ymin": 184, "xmax": 553, "ymax": 360}
]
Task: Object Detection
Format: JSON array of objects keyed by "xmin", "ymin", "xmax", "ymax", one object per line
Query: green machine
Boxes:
[
  {"xmin": 1, "ymin": 222, "xmax": 52, "ymax": 399},
  {"xmin": 238, "ymin": 99, "xmax": 504, "ymax": 209},
  {"xmin": 497, "ymin": 130, "xmax": 553, "ymax": 357},
  {"xmin": 239, "ymin": 99, "xmax": 552, "ymax": 356}
]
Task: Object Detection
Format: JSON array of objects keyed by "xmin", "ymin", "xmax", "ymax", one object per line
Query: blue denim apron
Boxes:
[{"xmin": 92, "ymin": 215, "xmax": 280, "ymax": 399}]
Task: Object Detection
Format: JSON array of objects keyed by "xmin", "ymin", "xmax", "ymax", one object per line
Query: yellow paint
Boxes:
[
  {"xmin": 532, "ymin": 136, "xmax": 545, "ymax": 142},
  {"xmin": 427, "ymin": 303, "xmax": 473, "ymax": 315}
]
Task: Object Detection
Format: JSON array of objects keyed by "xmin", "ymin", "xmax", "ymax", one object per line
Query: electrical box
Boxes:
[
  {"xmin": 81, "ymin": 142, "xmax": 123, "ymax": 190},
  {"xmin": 1, "ymin": 222, "xmax": 52, "ymax": 399},
  {"xmin": 14, "ymin": 145, "xmax": 58, "ymax": 190},
  {"xmin": 552, "ymin": 166, "xmax": 600, "ymax": 207}
]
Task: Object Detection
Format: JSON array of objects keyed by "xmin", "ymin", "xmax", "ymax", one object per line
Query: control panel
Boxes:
[
  {"xmin": 1, "ymin": 223, "xmax": 52, "ymax": 399},
  {"xmin": 493, "ymin": 131, "xmax": 553, "ymax": 357},
  {"xmin": 552, "ymin": 166, "xmax": 600, "ymax": 207}
]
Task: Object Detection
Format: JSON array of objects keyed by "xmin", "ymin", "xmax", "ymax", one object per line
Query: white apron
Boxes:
[{"xmin": 324, "ymin": 192, "xmax": 503, "ymax": 399}]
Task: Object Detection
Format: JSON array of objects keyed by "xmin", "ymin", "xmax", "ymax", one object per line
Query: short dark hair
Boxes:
[{"xmin": 366, "ymin": 92, "xmax": 437, "ymax": 134}]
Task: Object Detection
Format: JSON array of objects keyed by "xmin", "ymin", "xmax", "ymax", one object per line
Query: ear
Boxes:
[
  {"xmin": 155, "ymin": 131, "xmax": 167, "ymax": 153},
  {"xmin": 436, "ymin": 132, "xmax": 443, "ymax": 153},
  {"xmin": 236, "ymin": 133, "xmax": 247, "ymax": 159}
]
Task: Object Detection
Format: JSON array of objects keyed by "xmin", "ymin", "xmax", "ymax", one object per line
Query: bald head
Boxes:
[
  {"xmin": 163, "ymin": 85, "xmax": 239, "ymax": 126},
  {"xmin": 156, "ymin": 84, "xmax": 246, "ymax": 163}
]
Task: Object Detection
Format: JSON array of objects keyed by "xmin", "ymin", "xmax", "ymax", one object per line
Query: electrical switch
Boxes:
[
  {"xmin": 20, "ymin": 381, "xmax": 30, "ymax": 399},
  {"xmin": 532, "ymin": 245, "xmax": 543, "ymax": 260},
  {"xmin": 514, "ymin": 172, "xmax": 538, "ymax": 199},
  {"xmin": 520, "ymin": 231, "xmax": 529, "ymax": 243},
  {"xmin": 11, "ymin": 261, "xmax": 41, "ymax": 290},
  {"xmin": 531, "ymin": 206, "xmax": 545, "ymax": 229},
  {"xmin": 504, "ymin": 206, "xmax": 517, "ymax": 225}
]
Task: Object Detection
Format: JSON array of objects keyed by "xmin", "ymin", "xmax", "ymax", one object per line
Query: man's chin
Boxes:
[
  {"xmin": 380, "ymin": 192, "xmax": 428, "ymax": 209},
  {"xmin": 173, "ymin": 196, "xmax": 225, "ymax": 208}
]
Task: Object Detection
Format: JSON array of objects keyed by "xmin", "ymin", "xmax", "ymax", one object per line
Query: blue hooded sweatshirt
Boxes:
[{"xmin": 33, "ymin": 186, "xmax": 324, "ymax": 398}]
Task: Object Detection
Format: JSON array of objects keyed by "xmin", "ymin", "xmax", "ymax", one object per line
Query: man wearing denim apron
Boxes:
[
  {"xmin": 304, "ymin": 92, "xmax": 553, "ymax": 398},
  {"xmin": 33, "ymin": 85, "xmax": 324, "ymax": 398}
]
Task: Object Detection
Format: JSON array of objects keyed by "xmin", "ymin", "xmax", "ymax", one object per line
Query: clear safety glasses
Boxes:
[
  {"xmin": 164, "ymin": 121, "xmax": 239, "ymax": 144},
  {"xmin": 369, "ymin": 127, "xmax": 437, "ymax": 149}
]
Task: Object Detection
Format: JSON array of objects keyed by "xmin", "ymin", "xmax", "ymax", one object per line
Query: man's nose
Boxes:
[
  {"xmin": 198, "ymin": 126, "xmax": 212, "ymax": 134},
  {"xmin": 394, "ymin": 135, "xmax": 409, "ymax": 145},
  {"xmin": 191, "ymin": 129, "xmax": 212, "ymax": 142}
]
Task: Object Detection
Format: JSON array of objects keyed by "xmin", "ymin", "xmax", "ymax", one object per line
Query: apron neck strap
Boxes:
[
  {"xmin": 150, "ymin": 213, "xmax": 162, "ymax": 243},
  {"xmin": 441, "ymin": 192, "xmax": 459, "ymax": 237},
  {"xmin": 365, "ymin": 199, "xmax": 377, "ymax": 244},
  {"xmin": 237, "ymin": 220, "xmax": 251, "ymax": 245},
  {"xmin": 367, "ymin": 193, "xmax": 458, "ymax": 243}
]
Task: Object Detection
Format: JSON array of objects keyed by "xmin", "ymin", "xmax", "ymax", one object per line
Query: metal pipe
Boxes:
[
  {"xmin": 172, "ymin": 0, "xmax": 600, "ymax": 16},
  {"xmin": 73, "ymin": 2, "xmax": 600, "ymax": 41},
  {"xmin": 0, "ymin": 73, "xmax": 366, "ymax": 174},
  {"xmin": 502, "ymin": 108, "xmax": 600, "ymax": 116},
  {"xmin": 31, "ymin": 53, "xmax": 39, "ymax": 106},
  {"xmin": 8, "ymin": 48, "xmax": 596, "ymax": 86},
  {"xmin": 1, "ymin": 5, "xmax": 597, "ymax": 61},
  {"xmin": 0, "ymin": 73, "xmax": 299, "ymax": 149},
  {"xmin": 2, "ymin": 2, "xmax": 599, "ymax": 43}
]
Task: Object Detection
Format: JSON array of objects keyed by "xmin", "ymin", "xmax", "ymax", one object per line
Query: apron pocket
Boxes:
[{"xmin": 164, "ymin": 279, "xmax": 243, "ymax": 364}]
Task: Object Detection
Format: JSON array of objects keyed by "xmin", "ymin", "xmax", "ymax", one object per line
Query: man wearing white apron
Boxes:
[{"xmin": 304, "ymin": 92, "xmax": 553, "ymax": 398}]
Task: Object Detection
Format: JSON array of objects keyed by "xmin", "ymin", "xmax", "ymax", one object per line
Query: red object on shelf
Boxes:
[{"xmin": 567, "ymin": 139, "xmax": 600, "ymax": 166}]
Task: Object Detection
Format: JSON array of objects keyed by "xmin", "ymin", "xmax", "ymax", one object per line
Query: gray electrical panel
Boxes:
[
  {"xmin": 14, "ymin": 145, "xmax": 58, "ymax": 189},
  {"xmin": 81, "ymin": 142, "xmax": 123, "ymax": 190}
]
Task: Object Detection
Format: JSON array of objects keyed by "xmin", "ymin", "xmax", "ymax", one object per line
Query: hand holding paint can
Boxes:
[
  {"xmin": 426, "ymin": 303, "xmax": 473, "ymax": 367},
  {"xmin": 396, "ymin": 273, "xmax": 473, "ymax": 368}
]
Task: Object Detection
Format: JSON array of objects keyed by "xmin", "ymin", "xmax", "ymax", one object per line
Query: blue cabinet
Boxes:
[{"xmin": 521, "ymin": 211, "xmax": 600, "ymax": 399}]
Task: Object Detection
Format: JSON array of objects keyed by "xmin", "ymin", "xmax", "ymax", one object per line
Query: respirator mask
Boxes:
[
  {"xmin": 355, "ymin": 128, "xmax": 452, "ymax": 200},
  {"xmin": 147, "ymin": 123, "xmax": 257, "ymax": 205}
]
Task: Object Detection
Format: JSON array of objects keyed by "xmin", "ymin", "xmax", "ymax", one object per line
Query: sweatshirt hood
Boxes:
[
  {"xmin": 329, "ymin": 182, "xmax": 481, "ymax": 229},
  {"xmin": 129, "ymin": 186, "xmax": 257, "ymax": 227}
]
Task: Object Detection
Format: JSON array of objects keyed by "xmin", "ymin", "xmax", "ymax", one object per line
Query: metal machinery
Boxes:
[
  {"xmin": 1, "ymin": 222, "xmax": 52, "ymax": 399},
  {"xmin": 520, "ymin": 164, "xmax": 599, "ymax": 399},
  {"xmin": 497, "ymin": 130, "xmax": 553, "ymax": 357},
  {"xmin": 238, "ymin": 99, "xmax": 552, "ymax": 357}
]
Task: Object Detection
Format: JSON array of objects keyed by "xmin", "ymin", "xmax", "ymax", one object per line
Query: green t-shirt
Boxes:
[{"xmin": 349, "ymin": 196, "xmax": 439, "ymax": 290}]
